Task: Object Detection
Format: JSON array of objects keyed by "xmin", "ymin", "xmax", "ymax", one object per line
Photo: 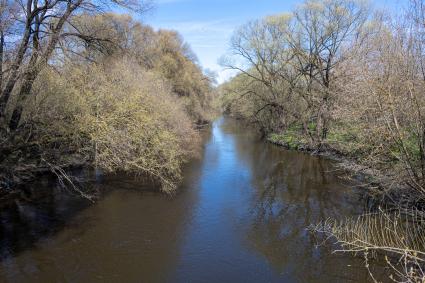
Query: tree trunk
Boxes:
[
  {"xmin": 8, "ymin": 3, "xmax": 76, "ymax": 130},
  {"xmin": 0, "ymin": 0, "xmax": 33, "ymax": 123}
]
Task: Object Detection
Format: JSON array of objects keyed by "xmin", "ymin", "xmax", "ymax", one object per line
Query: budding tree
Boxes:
[{"xmin": 0, "ymin": 0, "xmax": 152, "ymax": 130}]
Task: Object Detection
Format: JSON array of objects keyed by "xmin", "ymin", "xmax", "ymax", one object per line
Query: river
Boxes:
[{"xmin": 0, "ymin": 117, "xmax": 383, "ymax": 282}]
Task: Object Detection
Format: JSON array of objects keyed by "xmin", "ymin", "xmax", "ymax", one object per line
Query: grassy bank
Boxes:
[{"xmin": 267, "ymin": 123, "xmax": 361, "ymax": 155}]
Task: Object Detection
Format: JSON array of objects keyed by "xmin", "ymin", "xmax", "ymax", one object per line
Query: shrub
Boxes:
[{"xmin": 26, "ymin": 58, "xmax": 200, "ymax": 193}]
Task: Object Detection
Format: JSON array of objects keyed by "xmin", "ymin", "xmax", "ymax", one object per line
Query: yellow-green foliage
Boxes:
[
  {"xmin": 151, "ymin": 30, "xmax": 216, "ymax": 122},
  {"xmin": 3, "ymin": 13, "xmax": 216, "ymax": 192},
  {"xmin": 12, "ymin": 14, "xmax": 219, "ymax": 192},
  {"xmin": 28, "ymin": 59, "xmax": 199, "ymax": 193},
  {"xmin": 68, "ymin": 13, "xmax": 217, "ymax": 124}
]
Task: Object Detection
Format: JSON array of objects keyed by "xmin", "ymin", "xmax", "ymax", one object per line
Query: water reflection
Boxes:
[
  {"xmin": 221, "ymin": 118, "xmax": 374, "ymax": 282},
  {"xmin": 0, "ymin": 118, "xmax": 384, "ymax": 282}
]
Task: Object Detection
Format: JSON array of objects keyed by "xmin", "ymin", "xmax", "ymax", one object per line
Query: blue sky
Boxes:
[{"xmin": 144, "ymin": 0, "xmax": 402, "ymax": 83}]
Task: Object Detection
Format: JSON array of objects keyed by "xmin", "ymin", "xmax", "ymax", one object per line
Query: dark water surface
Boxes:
[{"xmin": 0, "ymin": 118, "xmax": 381, "ymax": 282}]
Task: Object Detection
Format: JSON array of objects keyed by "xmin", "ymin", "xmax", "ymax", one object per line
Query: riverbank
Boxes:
[
  {"xmin": 0, "ymin": 117, "xmax": 214, "ymax": 207},
  {"xmin": 267, "ymin": 132, "xmax": 385, "ymax": 187},
  {"xmin": 266, "ymin": 130, "xmax": 416, "ymax": 213},
  {"xmin": 0, "ymin": 12, "xmax": 218, "ymax": 199},
  {"xmin": 267, "ymin": 128, "xmax": 425, "ymax": 282}
]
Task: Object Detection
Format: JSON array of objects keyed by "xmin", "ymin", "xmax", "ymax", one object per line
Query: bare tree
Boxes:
[
  {"xmin": 223, "ymin": 0, "xmax": 369, "ymax": 147},
  {"xmin": 0, "ymin": 0, "xmax": 152, "ymax": 130},
  {"xmin": 222, "ymin": 15, "xmax": 304, "ymax": 133},
  {"xmin": 287, "ymin": 0, "xmax": 369, "ymax": 146}
]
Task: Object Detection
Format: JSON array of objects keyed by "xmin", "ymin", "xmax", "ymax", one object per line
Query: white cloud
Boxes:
[{"xmin": 151, "ymin": 19, "xmax": 237, "ymax": 84}]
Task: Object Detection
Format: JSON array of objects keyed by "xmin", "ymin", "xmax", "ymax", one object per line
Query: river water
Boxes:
[{"xmin": 0, "ymin": 118, "xmax": 382, "ymax": 282}]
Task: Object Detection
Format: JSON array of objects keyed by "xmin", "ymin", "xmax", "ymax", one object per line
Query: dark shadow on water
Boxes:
[
  {"xmin": 0, "ymin": 125, "xmax": 212, "ymax": 283},
  {"xmin": 0, "ymin": 177, "xmax": 93, "ymax": 262}
]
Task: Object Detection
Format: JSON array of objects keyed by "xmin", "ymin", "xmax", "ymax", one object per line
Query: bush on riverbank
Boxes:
[
  {"xmin": 28, "ymin": 60, "xmax": 200, "ymax": 193},
  {"xmin": 0, "ymin": 11, "xmax": 216, "ymax": 194}
]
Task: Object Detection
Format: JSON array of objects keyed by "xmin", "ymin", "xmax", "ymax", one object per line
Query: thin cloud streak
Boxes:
[{"xmin": 151, "ymin": 18, "xmax": 237, "ymax": 83}]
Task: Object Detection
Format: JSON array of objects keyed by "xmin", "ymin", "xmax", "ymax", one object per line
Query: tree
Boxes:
[
  {"xmin": 223, "ymin": 0, "xmax": 369, "ymax": 147},
  {"xmin": 222, "ymin": 14, "xmax": 304, "ymax": 133},
  {"xmin": 0, "ymin": 0, "xmax": 152, "ymax": 130},
  {"xmin": 287, "ymin": 0, "xmax": 368, "ymax": 145},
  {"xmin": 62, "ymin": 14, "xmax": 216, "ymax": 123}
]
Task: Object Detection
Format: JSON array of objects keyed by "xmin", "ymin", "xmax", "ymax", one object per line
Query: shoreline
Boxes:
[
  {"xmin": 266, "ymin": 134, "xmax": 391, "ymax": 198},
  {"xmin": 0, "ymin": 122, "xmax": 213, "ymax": 206}
]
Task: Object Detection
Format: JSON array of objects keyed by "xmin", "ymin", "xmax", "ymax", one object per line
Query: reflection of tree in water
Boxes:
[
  {"xmin": 224, "ymin": 118, "xmax": 375, "ymax": 282},
  {"xmin": 0, "ymin": 136, "xmax": 209, "ymax": 282},
  {"xmin": 0, "ymin": 178, "xmax": 92, "ymax": 261}
]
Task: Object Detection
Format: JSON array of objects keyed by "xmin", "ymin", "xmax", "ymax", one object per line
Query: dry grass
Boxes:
[{"xmin": 310, "ymin": 209, "xmax": 425, "ymax": 282}]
